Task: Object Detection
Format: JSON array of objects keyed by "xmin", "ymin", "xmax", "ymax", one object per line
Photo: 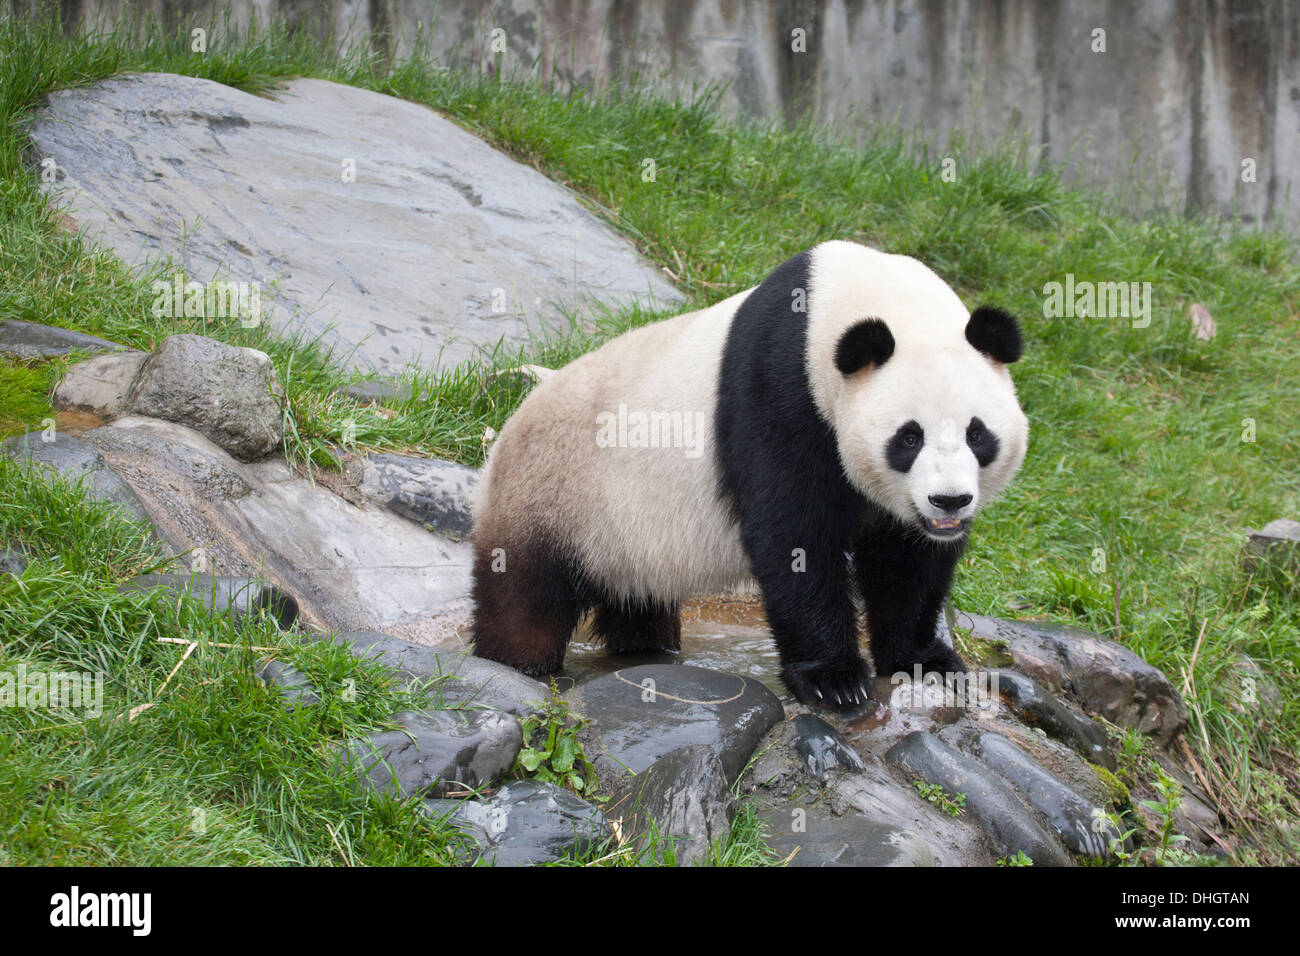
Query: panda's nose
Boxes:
[{"xmin": 929, "ymin": 493, "xmax": 973, "ymax": 513}]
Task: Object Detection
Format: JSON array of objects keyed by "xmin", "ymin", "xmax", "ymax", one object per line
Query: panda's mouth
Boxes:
[{"xmin": 919, "ymin": 515, "xmax": 970, "ymax": 538}]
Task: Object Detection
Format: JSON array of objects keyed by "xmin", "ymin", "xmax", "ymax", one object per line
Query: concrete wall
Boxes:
[{"xmin": 25, "ymin": 0, "xmax": 1300, "ymax": 229}]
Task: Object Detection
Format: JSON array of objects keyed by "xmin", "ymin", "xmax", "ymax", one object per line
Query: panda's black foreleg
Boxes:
[
  {"xmin": 853, "ymin": 521, "xmax": 967, "ymax": 679},
  {"xmin": 744, "ymin": 528, "xmax": 871, "ymax": 709}
]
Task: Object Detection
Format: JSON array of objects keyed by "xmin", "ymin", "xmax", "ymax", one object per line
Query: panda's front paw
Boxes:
[
  {"xmin": 873, "ymin": 642, "xmax": 968, "ymax": 680},
  {"xmin": 781, "ymin": 656, "xmax": 874, "ymax": 710}
]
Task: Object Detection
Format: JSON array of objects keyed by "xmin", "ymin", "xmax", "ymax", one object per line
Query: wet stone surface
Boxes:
[
  {"xmin": 343, "ymin": 708, "xmax": 522, "ymax": 798},
  {"xmin": 754, "ymin": 799, "xmax": 935, "ymax": 867},
  {"xmin": 606, "ymin": 744, "xmax": 735, "ymax": 866},
  {"xmin": 565, "ymin": 664, "xmax": 785, "ymax": 787},
  {"xmin": 424, "ymin": 780, "xmax": 609, "ymax": 866},
  {"xmin": 993, "ymin": 668, "xmax": 1114, "ymax": 770},
  {"xmin": 972, "ymin": 731, "xmax": 1121, "ymax": 858},
  {"xmin": 256, "ymin": 659, "xmax": 320, "ymax": 711},
  {"xmin": 2, "ymin": 431, "xmax": 154, "ymax": 528},
  {"xmin": 0, "ymin": 318, "xmax": 127, "ymax": 360},
  {"xmin": 886, "ymin": 730, "xmax": 1071, "ymax": 866}
]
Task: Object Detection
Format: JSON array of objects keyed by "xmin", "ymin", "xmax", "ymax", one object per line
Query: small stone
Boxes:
[
  {"xmin": 606, "ymin": 744, "xmax": 735, "ymax": 866},
  {"xmin": 791, "ymin": 713, "xmax": 866, "ymax": 780},
  {"xmin": 52, "ymin": 351, "xmax": 147, "ymax": 418},
  {"xmin": 346, "ymin": 708, "xmax": 523, "ymax": 798},
  {"xmin": 255, "ymin": 658, "xmax": 320, "ymax": 711},
  {"xmin": 565, "ymin": 664, "xmax": 785, "ymax": 787},
  {"xmin": 1187, "ymin": 302, "xmax": 1217, "ymax": 341},
  {"xmin": 0, "ymin": 544, "xmax": 28, "ymax": 577},
  {"xmin": 1244, "ymin": 519, "xmax": 1300, "ymax": 574},
  {"xmin": 886, "ymin": 731, "xmax": 1071, "ymax": 866},
  {"xmin": 128, "ymin": 334, "xmax": 283, "ymax": 461},
  {"xmin": 423, "ymin": 780, "xmax": 608, "ymax": 866}
]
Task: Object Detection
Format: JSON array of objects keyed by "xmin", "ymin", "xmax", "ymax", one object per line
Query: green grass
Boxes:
[{"xmin": 0, "ymin": 9, "xmax": 1298, "ymax": 863}]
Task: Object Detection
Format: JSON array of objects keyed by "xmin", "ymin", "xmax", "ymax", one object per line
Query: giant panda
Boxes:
[{"xmin": 470, "ymin": 240, "xmax": 1028, "ymax": 709}]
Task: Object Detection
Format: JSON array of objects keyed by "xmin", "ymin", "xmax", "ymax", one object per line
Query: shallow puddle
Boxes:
[{"xmin": 558, "ymin": 597, "xmax": 786, "ymax": 695}]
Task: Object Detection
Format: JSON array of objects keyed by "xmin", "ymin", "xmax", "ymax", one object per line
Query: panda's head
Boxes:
[{"xmin": 825, "ymin": 304, "xmax": 1028, "ymax": 543}]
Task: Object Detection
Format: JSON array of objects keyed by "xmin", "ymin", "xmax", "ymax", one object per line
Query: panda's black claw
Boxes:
[{"xmin": 782, "ymin": 656, "xmax": 874, "ymax": 711}]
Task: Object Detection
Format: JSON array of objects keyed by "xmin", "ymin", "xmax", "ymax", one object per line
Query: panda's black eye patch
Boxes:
[
  {"xmin": 886, "ymin": 421, "xmax": 925, "ymax": 473},
  {"xmin": 967, "ymin": 416, "xmax": 1000, "ymax": 467}
]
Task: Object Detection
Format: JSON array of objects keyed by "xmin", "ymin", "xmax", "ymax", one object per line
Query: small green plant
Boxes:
[
  {"xmin": 914, "ymin": 780, "xmax": 966, "ymax": 817},
  {"xmin": 1140, "ymin": 768, "xmax": 1193, "ymax": 863},
  {"xmin": 1101, "ymin": 807, "xmax": 1140, "ymax": 864},
  {"xmin": 514, "ymin": 680, "xmax": 600, "ymax": 794},
  {"xmin": 996, "ymin": 850, "xmax": 1034, "ymax": 866}
]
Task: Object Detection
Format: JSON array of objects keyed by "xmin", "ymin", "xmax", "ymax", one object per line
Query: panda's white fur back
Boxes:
[{"xmin": 476, "ymin": 287, "xmax": 755, "ymax": 602}]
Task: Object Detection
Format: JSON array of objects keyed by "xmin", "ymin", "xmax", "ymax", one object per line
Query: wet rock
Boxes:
[
  {"xmin": 356, "ymin": 453, "xmax": 477, "ymax": 538},
  {"xmin": 993, "ymin": 669, "xmax": 1114, "ymax": 769},
  {"xmin": 0, "ymin": 318, "xmax": 126, "ymax": 360},
  {"xmin": 255, "ymin": 658, "xmax": 320, "ymax": 711},
  {"xmin": 1244, "ymin": 518, "xmax": 1300, "ymax": 573},
  {"xmin": 972, "ymin": 732, "xmax": 1122, "ymax": 858},
  {"xmin": 122, "ymin": 573, "xmax": 299, "ymax": 629},
  {"xmin": 1, "ymin": 431, "xmax": 153, "ymax": 527},
  {"xmin": 956, "ymin": 611, "xmax": 1188, "ymax": 746},
  {"xmin": 754, "ymin": 799, "xmax": 935, "ymax": 867},
  {"xmin": 31, "ymin": 73, "xmax": 681, "ymax": 376},
  {"xmin": 337, "ymin": 378, "xmax": 414, "ymax": 405},
  {"xmin": 128, "ymin": 335, "xmax": 283, "ymax": 461},
  {"xmin": 52, "ymin": 351, "xmax": 147, "ymax": 418},
  {"xmin": 791, "ymin": 713, "xmax": 865, "ymax": 780},
  {"xmin": 334, "ymin": 631, "xmax": 548, "ymax": 716},
  {"xmin": 886, "ymin": 731, "xmax": 1071, "ymax": 866},
  {"xmin": 565, "ymin": 664, "xmax": 784, "ymax": 787},
  {"xmin": 824, "ymin": 765, "xmax": 993, "ymax": 866},
  {"xmin": 423, "ymin": 780, "xmax": 609, "ymax": 866},
  {"xmin": 346, "ymin": 708, "xmax": 522, "ymax": 799},
  {"xmin": 606, "ymin": 744, "xmax": 735, "ymax": 866}
]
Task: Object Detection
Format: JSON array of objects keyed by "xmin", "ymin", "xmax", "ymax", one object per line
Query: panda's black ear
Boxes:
[
  {"xmin": 835, "ymin": 318, "xmax": 895, "ymax": 375},
  {"xmin": 966, "ymin": 306, "xmax": 1023, "ymax": 364}
]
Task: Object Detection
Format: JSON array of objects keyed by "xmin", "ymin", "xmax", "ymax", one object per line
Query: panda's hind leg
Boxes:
[
  {"xmin": 591, "ymin": 597, "xmax": 682, "ymax": 655},
  {"xmin": 471, "ymin": 532, "xmax": 584, "ymax": 676}
]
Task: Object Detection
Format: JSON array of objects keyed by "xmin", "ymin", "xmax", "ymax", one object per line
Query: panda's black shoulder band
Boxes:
[
  {"xmin": 965, "ymin": 306, "xmax": 1023, "ymax": 364},
  {"xmin": 835, "ymin": 317, "xmax": 895, "ymax": 375}
]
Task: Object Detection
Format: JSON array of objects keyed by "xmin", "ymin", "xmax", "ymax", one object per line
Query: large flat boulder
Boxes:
[{"xmin": 29, "ymin": 73, "xmax": 682, "ymax": 375}]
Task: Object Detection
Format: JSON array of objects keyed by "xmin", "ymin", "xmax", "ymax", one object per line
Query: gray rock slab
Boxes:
[
  {"xmin": 606, "ymin": 744, "xmax": 735, "ymax": 866},
  {"xmin": 357, "ymin": 453, "xmax": 477, "ymax": 538},
  {"xmin": 52, "ymin": 350, "xmax": 146, "ymax": 417},
  {"xmin": 334, "ymin": 630, "xmax": 548, "ymax": 716},
  {"xmin": 1, "ymin": 430, "xmax": 154, "ymax": 528},
  {"xmin": 128, "ymin": 334, "xmax": 283, "ymax": 461},
  {"xmin": 957, "ymin": 611, "xmax": 1189, "ymax": 746},
  {"xmin": 30, "ymin": 73, "xmax": 682, "ymax": 376},
  {"xmin": 886, "ymin": 730, "xmax": 1071, "ymax": 866},
  {"xmin": 754, "ymin": 799, "xmax": 935, "ymax": 867},
  {"xmin": 424, "ymin": 780, "xmax": 609, "ymax": 866},
  {"xmin": 346, "ymin": 708, "xmax": 522, "ymax": 798},
  {"xmin": 80, "ymin": 415, "xmax": 473, "ymax": 642},
  {"xmin": 791, "ymin": 713, "xmax": 866, "ymax": 780},
  {"xmin": 0, "ymin": 318, "xmax": 126, "ymax": 360},
  {"xmin": 972, "ymin": 732, "xmax": 1121, "ymax": 859},
  {"xmin": 565, "ymin": 664, "xmax": 785, "ymax": 787}
]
